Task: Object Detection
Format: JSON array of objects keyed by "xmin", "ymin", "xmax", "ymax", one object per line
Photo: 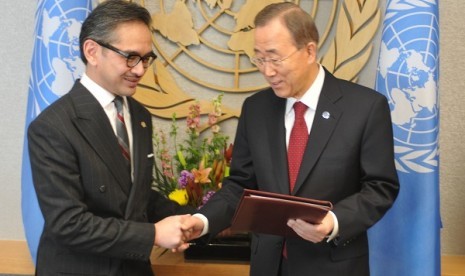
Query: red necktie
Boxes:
[
  {"xmin": 287, "ymin": 102, "xmax": 308, "ymax": 192},
  {"xmin": 283, "ymin": 102, "xmax": 309, "ymax": 260}
]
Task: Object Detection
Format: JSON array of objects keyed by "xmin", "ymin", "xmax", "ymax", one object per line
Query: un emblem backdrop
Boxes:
[
  {"xmin": 370, "ymin": 1, "xmax": 440, "ymax": 275},
  {"xmin": 29, "ymin": 1, "xmax": 90, "ymax": 109},
  {"xmin": 133, "ymin": 0, "xmax": 381, "ymax": 127},
  {"xmin": 22, "ymin": 0, "xmax": 92, "ymax": 263},
  {"xmin": 376, "ymin": 2, "xmax": 439, "ymax": 174}
]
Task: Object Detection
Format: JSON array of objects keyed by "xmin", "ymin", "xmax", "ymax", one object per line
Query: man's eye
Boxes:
[
  {"xmin": 269, "ymin": 58, "xmax": 279, "ymax": 62},
  {"xmin": 127, "ymin": 55, "xmax": 139, "ymax": 61}
]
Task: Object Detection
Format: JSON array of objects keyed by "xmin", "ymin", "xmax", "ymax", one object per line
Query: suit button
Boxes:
[
  {"xmin": 332, "ymin": 237, "xmax": 340, "ymax": 247},
  {"xmin": 99, "ymin": 185, "xmax": 106, "ymax": 192}
]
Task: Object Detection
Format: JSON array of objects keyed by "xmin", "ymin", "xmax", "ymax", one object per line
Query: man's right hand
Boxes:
[
  {"xmin": 171, "ymin": 215, "xmax": 205, "ymax": 252},
  {"xmin": 154, "ymin": 214, "xmax": 191, "ymax": 250}
]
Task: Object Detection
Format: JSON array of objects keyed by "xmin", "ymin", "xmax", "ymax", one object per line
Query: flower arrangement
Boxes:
[{"xmin": 152, "ymin": 94, "xmax": 233, "ymax": 208}]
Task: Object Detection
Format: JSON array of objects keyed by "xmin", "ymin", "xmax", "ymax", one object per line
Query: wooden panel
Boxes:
[
  {"xmin": 0, "ymin": 240, "xmax": 34, "ymax": 275},
  {"xmin": 442, "ymin": 255, "xmax": 465, "ymax": 276},
  {"xmin": 150, "ymin": 247, "xmax": 249, "ymax": 276},
  {"xmin": 1, "ymin": 240, "xmax": 464, "ymax": 276}
]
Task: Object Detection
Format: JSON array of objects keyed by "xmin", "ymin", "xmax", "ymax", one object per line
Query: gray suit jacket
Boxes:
[
  {"xmin": 199, "ymin": 68, "xmax": 400, "ymax": 276},
  {"xmin": 28, "ymin": 81, "xmax": 189, "ymax": 275}
]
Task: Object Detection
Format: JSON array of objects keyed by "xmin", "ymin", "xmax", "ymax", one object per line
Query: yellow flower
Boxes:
[
  {"xmin": 152, "ymin": 94, "xmax": 232, "ymax": 208},
  {"xmin": 168, "ymin": 189, "xmax": 189, "ymax": 206}
]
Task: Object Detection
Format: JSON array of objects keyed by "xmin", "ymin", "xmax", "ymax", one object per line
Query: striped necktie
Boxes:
[{"xmin": 113, "ymin": 96, "xmax": 131, "ymax": 171}]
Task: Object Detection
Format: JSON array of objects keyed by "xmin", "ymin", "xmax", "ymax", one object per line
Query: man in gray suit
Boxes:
[
  {"xmin": 27, "ymin": 1, "xmax": 192, "ymax": 275},
  {"xmin": 182, "ymin": 3, "xmax": 399, "ymax": 276}
]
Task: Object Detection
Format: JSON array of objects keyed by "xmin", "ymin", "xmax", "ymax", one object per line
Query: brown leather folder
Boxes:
[{"xmin": 230, "ymin": 189, "xmax": 333, "ymax": 237}]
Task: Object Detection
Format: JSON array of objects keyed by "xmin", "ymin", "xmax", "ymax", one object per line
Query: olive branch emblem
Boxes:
[{"xmin": 118, "ymin": 0, "xmax": 381, "ymax": 126}]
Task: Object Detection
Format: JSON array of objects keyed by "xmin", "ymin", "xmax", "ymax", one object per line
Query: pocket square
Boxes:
[{"xmin": 147, "ymin": 153, "xmax": 154, "ymax": 158}]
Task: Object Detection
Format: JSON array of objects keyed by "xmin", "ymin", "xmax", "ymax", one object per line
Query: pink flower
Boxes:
[
  {"xmin": 208, "ymin": 113, "xmax": 218, "ymax": 126},
  {"xmin": 152, "ymin": 94, "xmax": 233, "ymax": 209},
  {"xmin": 187, "ymin": 102, "xmax": 201, "ymax": 129}
]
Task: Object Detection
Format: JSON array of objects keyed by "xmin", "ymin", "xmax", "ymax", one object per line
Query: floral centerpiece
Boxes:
[
  {"xmin": 152, "ymin": 94, "xmax": 233, "ymax": 209},
  {"xmin": 152, "ymin": 95, "xmax": 251, "ymax": 261}
]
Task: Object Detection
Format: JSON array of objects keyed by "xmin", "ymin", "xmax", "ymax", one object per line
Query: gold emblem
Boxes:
[{"xmin": 121, "ymin": 0, "xmax": 379, "ymax": 125}]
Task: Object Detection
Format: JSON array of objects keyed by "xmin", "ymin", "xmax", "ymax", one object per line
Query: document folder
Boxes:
[{"xmin": 230, "ymin": 189, "xmax": 333, "ymax": 237}]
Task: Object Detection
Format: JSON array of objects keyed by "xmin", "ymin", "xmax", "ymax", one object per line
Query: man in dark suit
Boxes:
[
  {"xmin": 181, "ymin": 3, "xmax": 399, "ymax": 276},
  {"xmin": 27, "ymin": 1, "xmax": 192, "ymax": 275}
]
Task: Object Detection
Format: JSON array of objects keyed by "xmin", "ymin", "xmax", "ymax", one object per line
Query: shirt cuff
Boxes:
[
  {"xmin": 326, "ymin": 211, "xmax": 339, "ymax": 242},
  {"xmin": 193, "ymin": 213, "xmax": 209, "ymax": 237}
]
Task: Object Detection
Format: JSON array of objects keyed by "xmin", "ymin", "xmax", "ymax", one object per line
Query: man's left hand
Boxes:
[{"xmin": 287, "ymin": 212, "xmax": 334, "ymax": 243}]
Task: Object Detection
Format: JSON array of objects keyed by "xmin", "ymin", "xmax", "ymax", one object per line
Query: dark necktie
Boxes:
[
  {"xmin": 114, "ymin": 96, "xmax": 131, "ymax": 171},
  {"xmin": 287, "ymin": 102, "xmax": 309, "ymax": 192}
]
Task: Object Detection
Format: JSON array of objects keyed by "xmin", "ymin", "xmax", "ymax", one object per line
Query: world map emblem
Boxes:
[
  {"xmin": 134, "ymin": 0, "xmax": 382, "ymax": 126},
  {"xmin": 29, "ymin": 1, "xmax": 91, "ymax": 114},
  {"xmin": 376, "ymin": 1, "xmax": 439, "ymax": 174}
]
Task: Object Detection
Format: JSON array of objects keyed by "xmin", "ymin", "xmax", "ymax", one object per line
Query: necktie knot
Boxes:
[
  {"xmin": 114, "ymin": 96, "xmax": 124, "ymax": 113},
  {"xmin": 293, "ymin": 101, "xmax": 308, "ymax": 119}
]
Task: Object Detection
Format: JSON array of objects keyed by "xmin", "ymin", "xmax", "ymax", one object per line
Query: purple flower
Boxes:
[
  {"xmin": 202, "ymin": 190, "xmax": 216, "ymax": 205},
  {"xmin": 178, "ymin": 170, "xmax": 194, "ymax": 188}
]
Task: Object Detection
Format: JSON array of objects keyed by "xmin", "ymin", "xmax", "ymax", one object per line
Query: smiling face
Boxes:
[
  {"xmin": 83, "ymin": 21, "xmax": 153, "ymax": 97},
  {"xmin": 253, "ymin": 18, "xmax": 319, "ymax": 99}
]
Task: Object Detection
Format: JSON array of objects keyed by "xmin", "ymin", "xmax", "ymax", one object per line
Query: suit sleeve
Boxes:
[
  {"xmin": 332, "ymin": 95, "xmax": 399, "ymax": 242},
  {"xmin": 147, "ymin": 189, "xmax": 196, "ymax": 222}
]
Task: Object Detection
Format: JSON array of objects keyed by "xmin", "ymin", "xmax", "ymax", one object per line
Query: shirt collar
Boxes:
[
  {"xmin": 80, "ymin": 73, "xmax": 119, "ymax": 109},
  {"xmin": 286, "ymin": 64, "xmax": 325, "ymax": 115}
]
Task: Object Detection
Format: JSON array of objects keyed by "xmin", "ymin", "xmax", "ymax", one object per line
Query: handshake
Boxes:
[{"xmin": 153, "ymin": 214, "xmax": 204, "ymax": 252}]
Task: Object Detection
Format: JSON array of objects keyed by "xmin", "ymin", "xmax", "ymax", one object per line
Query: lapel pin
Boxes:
[
  {"xmin": 141, "ymin": 121, "xmax": 147, "ymax": 128},
  {"xmin": 322, "ymin": 111, "xmax": 330, "ymax": 119}
]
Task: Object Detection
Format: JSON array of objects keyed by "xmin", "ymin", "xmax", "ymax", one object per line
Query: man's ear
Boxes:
[
  {"xmin": 306, "ymin": 42, "xmax": 317, "ymax": 61},
  {"xmin": 82, "ymin": 39, "xmax": 99, "ymax": 66}
]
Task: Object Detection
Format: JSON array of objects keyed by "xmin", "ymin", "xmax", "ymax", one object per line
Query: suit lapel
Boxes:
[
  {"xmin": 69, "ymin": 82, "xmax": 132, "ymax": 195},
  {"xmin": 292, "ymin": 71, "xmax": 343, "ymax": 194},
  {"xmin": 124, "ymin": 98, "xmax": 151, "ymax": 218}
]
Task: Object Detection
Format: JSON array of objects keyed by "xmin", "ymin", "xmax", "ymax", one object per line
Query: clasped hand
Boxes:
[
  {"xmin": 154, "ymin": 215, "xmax": 205, "ymax": 252},
  {"xmin": 154, "ymin": 212, "xmax": 333, "ymax": 252}
]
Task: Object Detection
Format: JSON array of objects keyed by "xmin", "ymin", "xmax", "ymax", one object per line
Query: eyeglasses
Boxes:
[
  {"xmin": 250, "ymin": 48, "xmax": 300, "ymax": 68},
  {"xmin": 95, "ymin": 40, "xmax": 157, "ymax": 68}
]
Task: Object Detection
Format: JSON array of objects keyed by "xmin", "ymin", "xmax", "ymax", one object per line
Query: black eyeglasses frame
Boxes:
[{"xmin": 94, "ymin": 40, "xmax": 157, "ymax": 68}]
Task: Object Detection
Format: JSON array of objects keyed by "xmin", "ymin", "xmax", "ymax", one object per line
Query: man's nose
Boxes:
[
  {"xmin": 262, "ymin": 62, "xmax": 277, "ymax": 77},
  {"xmin": 131, "ymin": 60, "xmax": 146, "ymax": 76}
]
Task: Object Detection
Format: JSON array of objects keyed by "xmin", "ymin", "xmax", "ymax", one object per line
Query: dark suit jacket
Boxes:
[
  {"xmin": 28, "ymin": 81, "xmax": 190, "ymax": 276},
  {"xmin": 199, "ymin": 69, "xmax": 400, "ymax": 276}
]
